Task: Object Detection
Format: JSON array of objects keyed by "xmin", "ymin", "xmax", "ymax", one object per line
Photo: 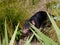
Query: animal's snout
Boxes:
[{"xmin": 22, "ymin": 28, "xmax": 29, "ymax": 34}]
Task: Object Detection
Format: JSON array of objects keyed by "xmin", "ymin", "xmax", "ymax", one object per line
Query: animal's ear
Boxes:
[{"xmin": 31, "ymin": 20, "xmax": 35, "ymax": 25}]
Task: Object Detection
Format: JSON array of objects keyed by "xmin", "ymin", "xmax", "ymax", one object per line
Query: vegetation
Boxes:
[{"xmin": 0, "ymin": 0, "xmax": 60, "ymax": 45}]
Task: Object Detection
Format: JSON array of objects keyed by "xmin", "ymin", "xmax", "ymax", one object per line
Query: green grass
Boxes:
[
  {"xmin": 47, "ymin": 12, "xmax": 60, "ymax": 44},
  {"xmin": 0, "ymin": 0, "xmax": 60, "ymax": 45},
  {"xmin": 30, "ymin": 24, "xmax": 58, "ymax": 45},
  {"xmin": 25, "ymin": 34, "xmax": 34, "ymax": 45},
  {"xmin": 9, "ymin": 23, "xmax": 19, "ymax": 45},
  {"xmin": 5, "ymin": 18, "xmax": 8, "ymax": 45}
]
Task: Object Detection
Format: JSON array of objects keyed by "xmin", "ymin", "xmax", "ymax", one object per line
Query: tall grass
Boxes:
[
  {"xmin": 0, "ymin": 0, "xmax": 60, "ymax": 45},
  {"xmin": 30, "ymin": 24, "xmax": 58, "ymax": 45},
  {"xmin": 9, "ymin": 23, "xmax": 19, "ymax": 45},
  {"xmin": 46, "ymin": 1, "xmax": 60, "ymax": 44},
  {"xmin": 1, "ymin": 18, "xmax": 20, "ymax": 45},
  {"xmin": 0, "ymin": 0, "xmax": 41, "ymax": 43},
  {"xmin": 5, "ymin": 18, "xmax": 8, "ymax": 45},
  {"xmin": 47, "ymin": 12, "xmax": 60, "ymax": 44}
]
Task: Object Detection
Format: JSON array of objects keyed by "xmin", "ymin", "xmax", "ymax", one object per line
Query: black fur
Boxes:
[{"xmin": 22, "ymin": 11, "xmax": 48, "ymax": 34}]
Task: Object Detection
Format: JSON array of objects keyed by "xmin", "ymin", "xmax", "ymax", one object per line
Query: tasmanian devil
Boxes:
[{"xmin": 22, "ymin": 11, "xmax": 49, "ymax": 35}]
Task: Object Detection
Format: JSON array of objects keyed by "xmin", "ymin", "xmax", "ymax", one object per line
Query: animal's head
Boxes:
[{"xmin": 22, "ymin": 20, "xmax": 35, "ymax": 34}]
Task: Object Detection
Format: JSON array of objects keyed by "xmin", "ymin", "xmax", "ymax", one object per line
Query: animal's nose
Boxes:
[{"xmin": 22, "ymin": 29, "xmax": 28, "ymax": 34}]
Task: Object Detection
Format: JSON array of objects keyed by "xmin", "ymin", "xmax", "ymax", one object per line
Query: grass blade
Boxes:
[
  {"xmin": 2, "ymin": 38, "xmax": 5, "ymax": 45},
  {"xmin": 5, "ymin": 18, "xmax": 8, "ymax": 45},
  {"xmin": 47, "ymin": 12, "xmax": 60, "ymax": 43},
  {"xmin": 0, "ymin": 37, "xmax": 1, "ymax": 45},
  {"xmin": 30, "ymin": 28, "xmax": 47, "ymax": 45},
  {"xmin": 9, "ymin": 23, "xmax": 19, "ymax": 45},
  {"xmin": 25, "ymin": 34, "xmax": 34, "ymax": 45},
  {"xmin": 30, "ymin": 24, "xmax": 58, "ymax": 45}
]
